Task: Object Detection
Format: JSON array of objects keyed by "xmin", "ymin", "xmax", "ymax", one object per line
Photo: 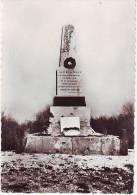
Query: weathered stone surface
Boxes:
[
  {"xmin": 48, "ymin": 106, "xmax": 95, "ymax": 136},
  {"xmin": 25, "ymin": 135, "xmax": 72, "ymax": 154},
  {"xmin": 48, "ymin": 117, "xmax": 61, "ymax": 136},
  {"xmin": 25, "ymin": 135, "xmax": 36, "ymax": 153},
  {"xmin": 42, "ymin": 136, "xmax": 72, "ymax": 154},
  {"xmin": 101, "ymin": 136, "xmax": 120, "ymax": 155},
  {"xmin": 59, "ymin": 25, "xmax": 76, "ymax": 68},
  {"xmin": 72, "ymin": 137, "xmax": 102, "ymax": 155},
  {"xmin": 25, "ymin": 135, "xmax": 120, "ymax": 155},
  {"xmin": 35, "ymin": 136, "xmax": 43, "ymax": 153},
  {"xmin": 50, "ymin": 106, "xmax": 90, "ymax": 121}
]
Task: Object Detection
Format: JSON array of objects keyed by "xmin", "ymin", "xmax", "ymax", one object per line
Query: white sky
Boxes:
[{"xmin": 2, "ymin": 0, "xmax": 135, "ymax": 123}]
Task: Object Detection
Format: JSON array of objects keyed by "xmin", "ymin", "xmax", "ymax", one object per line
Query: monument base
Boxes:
[
  {"xmin": 47, "ymin": 106, "xmax": 95, "ymax": 136},
  {"xmin": 24, "ymin": 105, "xmax": 127, "ymax": 155},
  {"xmin": 25, "ymin": 134, "xmax": 120, "ymax": 155}
]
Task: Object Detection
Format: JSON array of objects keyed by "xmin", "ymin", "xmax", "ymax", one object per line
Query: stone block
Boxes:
[
  {"xmin": 72, "ymin": 137, "xmax": 102, "ymax": 155},
  {"xmin": 25, "ymin": 135, "xmax": 72, "ymax": 154},
  {"xmin": 50, "ymin": 106, "xmax": 90, "ymax": 121},
  {"xmin": 48, "ymin": 118, "xmax": 61, "ymax": 136},
  {"xmin": 48, "ymin": 106, "xmax": 94, "ymax": 136},
  {"xmin": 43, "ymin": 136, "xmax": 72, "ymax": 154},
  {"xmin": 72, "ymin": 136, "xmax": 120, "ymax": 155},
  {"xmin": 25, "ymin": 135, "xmax": 36, "ymax": 153},
  {"xmin": 101, "ymin": 136, "xmax": 120, "ymax": 155},
  {"xmin": 35, "ymin": 136, "xmax": 43, "ymax": 153}
]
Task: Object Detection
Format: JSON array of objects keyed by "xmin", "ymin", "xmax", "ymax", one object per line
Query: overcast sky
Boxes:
[{"xmin": 2, "ymin": 0, "xmax": 135, "ymax": 123}]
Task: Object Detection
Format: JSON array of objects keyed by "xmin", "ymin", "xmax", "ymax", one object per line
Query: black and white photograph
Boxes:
[{"xmin": 1, "ymin": 0, "xmax": 135, "ymax": 193}]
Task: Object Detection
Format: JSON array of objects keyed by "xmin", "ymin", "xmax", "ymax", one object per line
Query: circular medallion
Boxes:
[{"xmin": 64, "ymin": 57, "xmax": 76, "ymax": 69}]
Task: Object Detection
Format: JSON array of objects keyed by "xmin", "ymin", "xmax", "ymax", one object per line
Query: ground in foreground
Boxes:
[{"xmin": 1, "ymin": 150, "xmax": 133, "ymax": 193}]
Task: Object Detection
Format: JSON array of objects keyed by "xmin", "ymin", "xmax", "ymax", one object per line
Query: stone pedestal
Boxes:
[
  {"xmin": 25, "ymin": 134, "xmax": 120, "ymax": 155},
  {"xmin": 47, "ymin": 106, "xmax": 95, "ymax": 136}
]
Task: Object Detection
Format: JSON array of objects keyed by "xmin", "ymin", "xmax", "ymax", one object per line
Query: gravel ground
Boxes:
[{"xmin": 1, "ymin": 150, "xmax": 134, "ymax": 193}]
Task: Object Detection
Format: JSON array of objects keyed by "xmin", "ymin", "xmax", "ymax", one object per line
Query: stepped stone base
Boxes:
[{"xmin": 25, "ymin": 134, "xmax": 120, "ymax": 155}]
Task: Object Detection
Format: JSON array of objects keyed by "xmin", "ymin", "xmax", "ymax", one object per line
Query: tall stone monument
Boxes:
[
  {"xmin": 48, "ymin": 24, "xmax": 95, "ymax": 136},
  {"xmin": 25, "ymin": 25, "xmax": 123, "ymax": 155}
]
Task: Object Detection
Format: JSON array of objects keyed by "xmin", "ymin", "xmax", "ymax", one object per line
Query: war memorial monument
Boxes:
[{"xmin": 25, "ymin": 25, "xmax": 126, "ymax": 155}]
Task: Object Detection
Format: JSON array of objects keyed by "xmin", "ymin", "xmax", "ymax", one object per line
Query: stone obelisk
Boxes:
[{"xmin": 54, "ymin": 24, "xmax": 85, "ymax": 106}]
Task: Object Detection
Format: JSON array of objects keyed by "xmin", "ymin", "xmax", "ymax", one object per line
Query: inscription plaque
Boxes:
[{"xmin": 57, "ymin": 68, "xmax": 82, "ymax": 96}]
